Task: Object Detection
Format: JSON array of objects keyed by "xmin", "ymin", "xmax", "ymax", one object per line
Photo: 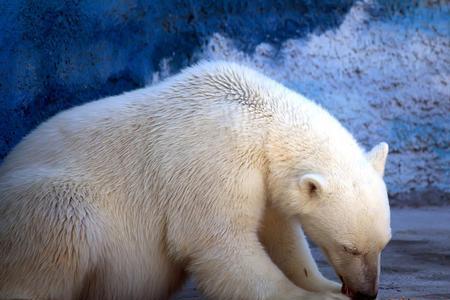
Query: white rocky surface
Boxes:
[{"xmin": 180, "ymin": 1, "xmax": 449, "ymax": 205}]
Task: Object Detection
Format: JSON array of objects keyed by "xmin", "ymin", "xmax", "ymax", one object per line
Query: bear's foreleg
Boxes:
[
  {"xmin": 180, "ymin": 218, "xmax": 347, "ymax": 300},
  {"xmin": 258, "ymin": 207, "xmax": 341, "ymax": 293}
]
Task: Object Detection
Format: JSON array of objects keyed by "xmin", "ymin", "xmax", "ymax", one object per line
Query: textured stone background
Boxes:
[
  {"xmin": 0, "ymin": 0, "xmax": 449, "ymax": 205},
  {"xmin": 193, "ymin": 1, "xmax": 450, "ymax": 206}
]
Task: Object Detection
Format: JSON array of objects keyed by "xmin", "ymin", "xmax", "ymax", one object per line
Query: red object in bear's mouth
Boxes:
[{"xmin": 341, "ymin": 282, "xmax": 354, "ymax": 298}]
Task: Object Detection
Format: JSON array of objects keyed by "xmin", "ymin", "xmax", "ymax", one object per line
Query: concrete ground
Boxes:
[{"xmin": 173, "ymin": 207, "xmax": 450, "ymax": 300}]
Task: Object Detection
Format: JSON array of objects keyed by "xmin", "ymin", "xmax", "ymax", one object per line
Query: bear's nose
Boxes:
[{"xmin": 352, "ymin": 291, "xmax": 378, "ymax": 300}]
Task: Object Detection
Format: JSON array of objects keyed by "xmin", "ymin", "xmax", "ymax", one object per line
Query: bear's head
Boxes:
[{"xmin": 269, "ymin": 142, "xmax": 391, "ymax": 300}]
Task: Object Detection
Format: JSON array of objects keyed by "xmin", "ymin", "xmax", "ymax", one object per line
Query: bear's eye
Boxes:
[{"xmin": 343, "ymin": 245, "xmax": 361, "ymax": 256}]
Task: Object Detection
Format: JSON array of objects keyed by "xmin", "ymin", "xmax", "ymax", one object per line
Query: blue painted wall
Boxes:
[{"xmin": 0, "ymin": 0, "xmax": 354, "ymax": 159}]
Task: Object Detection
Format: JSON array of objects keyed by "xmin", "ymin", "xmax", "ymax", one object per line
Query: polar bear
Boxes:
[{"xmin": 0, "ymin": 61, "xmax": 391, "ymax": 300}]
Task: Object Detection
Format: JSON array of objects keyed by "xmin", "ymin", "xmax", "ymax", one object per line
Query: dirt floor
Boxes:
[{"xmin": 172, "ymin": 207, "xmax": 450, "ymax": 300}]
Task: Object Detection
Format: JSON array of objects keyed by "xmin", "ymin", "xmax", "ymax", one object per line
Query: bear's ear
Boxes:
[
  {"xmin": 299, "ymin": 174, "xmax": 327, "ymax": 197},
  {"xmin": 367, "ymin": 142, "xmax": 389, "ymax": 176}
]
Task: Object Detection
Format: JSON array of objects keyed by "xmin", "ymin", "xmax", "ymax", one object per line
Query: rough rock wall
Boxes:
[
  {"xmin": 0, "ymin": 0, "xmax": 448, "ymax": 205},
  {"xmin": 191, "ymin": 1, "xmax": 450, "ymax": 205}
]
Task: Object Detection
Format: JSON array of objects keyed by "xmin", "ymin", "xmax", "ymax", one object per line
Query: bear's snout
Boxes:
[
  {"xmin": 340, "ymin": 276, "xmax": 378, "ymax": 300},
  {"xmin": 342, "ymin": 284, "xmax": 378, "ymax": 300}
]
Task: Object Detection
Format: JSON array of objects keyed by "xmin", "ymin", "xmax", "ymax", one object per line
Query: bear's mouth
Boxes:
[
  {"xmin": 341, "ymin": 283, "xmax": 354, "ymax": 298},
  {"xmin": 339, "ymin": 275, "xmax": 355, "ymax": 298}
]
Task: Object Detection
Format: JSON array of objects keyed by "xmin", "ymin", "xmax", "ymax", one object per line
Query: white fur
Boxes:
[{"xmin": 0, "ymin": 61, "xmax": 390, "ymax": 300}]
